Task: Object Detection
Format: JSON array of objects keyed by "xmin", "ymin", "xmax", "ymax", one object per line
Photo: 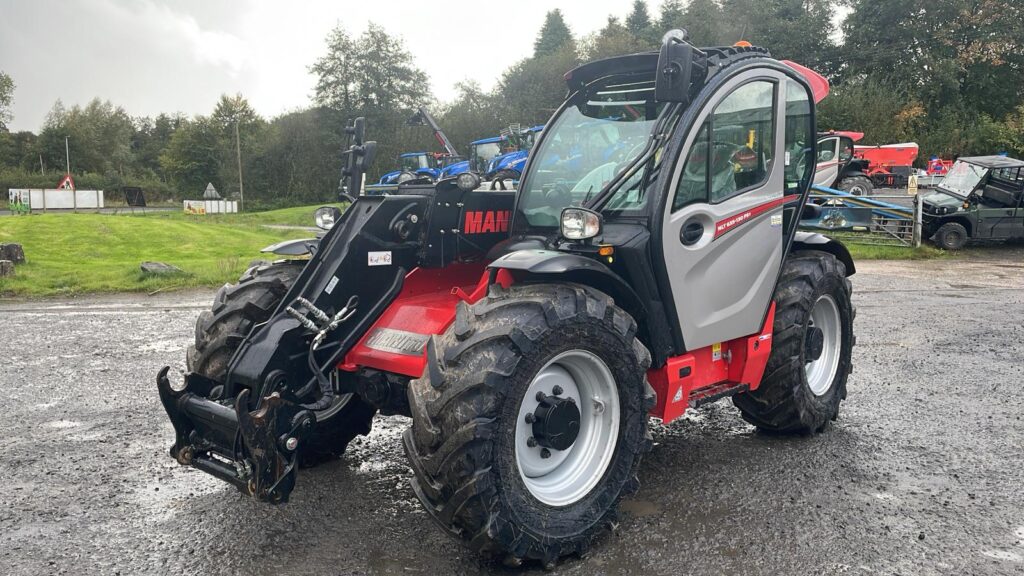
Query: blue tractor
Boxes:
[
  {"xmin": 440, "ymin": 125, "xmax": 544, "ymax": 182},
  {"xmin": 378, "ymin": 107, "xmax": 461, "ymax": 185}
]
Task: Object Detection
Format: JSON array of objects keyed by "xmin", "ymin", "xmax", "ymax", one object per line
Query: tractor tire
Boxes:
[
  {"xmin": 404, "ymin": 283, "xmax": 654, "ymax": 568},
  {"xmin": 732, "ymin": 251, "xmax": 854, "ymax": 434},
  {"xmin": 187, "ymin": 261, "xmax": 376, "ymax": 466},
  {"xmin": 933, "ymin": 222, "xmax": 968, "ymax": 250},
  {"xmin": 838, "ymin": 175, "xmax": 873, "ymax": 196}
]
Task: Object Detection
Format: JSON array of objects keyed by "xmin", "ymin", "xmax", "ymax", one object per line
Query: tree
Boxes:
[
  {"xmin": 626, "ymin": 0, "xmax": 654, "ymax": 41},
  {"xmin": 159, "ymin": 116, "xmax": 223, "ymax": 197},
  {"xmin": 0, "ymin": 71, "xmax": 13, "ymax": 131},
  {"xmin": 583, "ymin": 15, "xmax": 654, "ymax": 61},
  {"xmin": 656, "ymin": 0, "xmax": 685, "ymax": 33},
  {"xmin": 311, "ymin": 23, "xmax": 430, "ymax": 114},
  {"xmin": 498, "ymin": 45, "xmax": 580, "ymax": 126},
  {"xmin": 534, "ymin": 10, "xmax": 575, "ymax": 57},
  {"xmin": 682, "ymin": 0, "xmax": 725, "ymax": 46}
]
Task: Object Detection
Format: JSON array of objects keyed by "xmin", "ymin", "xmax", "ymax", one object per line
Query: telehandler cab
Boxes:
[{"xmin": 158, "ymin": 30, "xmax": 855, "ymax": 567}]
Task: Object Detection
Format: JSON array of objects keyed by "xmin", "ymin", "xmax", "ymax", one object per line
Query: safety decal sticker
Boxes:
[
  {"xmin": 368, "ymin": 251, "xmax": 393, "ymax": 266},
  {"xmin": 712, "ymin": 342, "xmax": 722, "ymax": 361},
  {"xmin": 672, "ymin": 387, "xmax": 684, "ymax": 403}
]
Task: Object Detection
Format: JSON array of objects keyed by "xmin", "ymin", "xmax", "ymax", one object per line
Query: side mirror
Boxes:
[{"xmin": 655, "ymin": 29, "xmax": 706, "ymax": 104}]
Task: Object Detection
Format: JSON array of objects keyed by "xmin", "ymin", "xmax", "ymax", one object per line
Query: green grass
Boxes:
[
  {"xmin": 126, "ymin": 202, "xmax": 346, "ymax": 227},
  {"xmin": 845, "ymin": 243, "xmax": 946, "ymax": 260},
  {"xmin": 0, "ymin": 203, "xmax": 947, "ymax": 298},
  {"xmin": 0, "ymin": 208, "xmax": 322, "ymax": 297}
]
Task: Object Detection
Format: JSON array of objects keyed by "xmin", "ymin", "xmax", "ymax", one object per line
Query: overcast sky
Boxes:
[{"xmin": 0, "ymin": 0, "xmax": 643, "ymax": 132}]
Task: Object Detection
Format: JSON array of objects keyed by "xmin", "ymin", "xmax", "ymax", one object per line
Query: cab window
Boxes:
[
  {"xmin": 817, "ymin": 137, "xmax": 838, "ymax": 163},
  {"xmin": 672, "ymin": 79, "xmax": 776, "ymax": 209},
  {"xmin": 784, "ymin": 79, "xmax": 813, "ymax": 193}
]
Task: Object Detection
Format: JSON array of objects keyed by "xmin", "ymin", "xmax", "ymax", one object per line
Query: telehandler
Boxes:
[{"xmin": 158, "ymin": 30, "xmax": 855, "ymax": 567}]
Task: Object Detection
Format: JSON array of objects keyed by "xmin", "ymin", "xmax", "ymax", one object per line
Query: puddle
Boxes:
[
  {"xmin": 619, "ymin": 499, "xmax": 660, "ymax": 518},
  {"xmin": 981, "ymin": 550, "xmax": 1022, "ymax": 562},
  {"xmin": 44, "ymin": 420, "xmax": 80, "ymax": 429},
  {"xmin": 138, "ymin": 338, "xmax": 190, "ymax": 353}
]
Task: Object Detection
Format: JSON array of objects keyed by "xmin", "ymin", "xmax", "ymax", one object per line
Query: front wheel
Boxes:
[
  {"xmin": 934, "ymin": 222, "xmax": 968, "ymax": 250},
  {"xmin": 404, "ymin": 283, "xmax": 654, "ymax": 567},
  {"xmin": 838, "ymin": 175, "xmax": 873, "ymax": 196},
  {"xmin": 733, "ymin": 251, "xmax": 854, "ymax": 433}
]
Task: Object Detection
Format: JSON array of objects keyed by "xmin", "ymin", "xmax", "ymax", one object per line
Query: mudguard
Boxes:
[
  {"xmin": 261, "ymin": 238, "xmax": 318, "ymax": 256},
  {"xmin": 487, "ymin": 249, "xmax": 647, "ymax": 320},
  {"xmin": 791, "ymin": 231, "xmax": 856, "ymax": 275}
]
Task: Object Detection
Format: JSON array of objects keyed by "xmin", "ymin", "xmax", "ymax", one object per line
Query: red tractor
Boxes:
[{"xmin": 157, "ymin": 31, "xmax": 855, "ymax": 568}]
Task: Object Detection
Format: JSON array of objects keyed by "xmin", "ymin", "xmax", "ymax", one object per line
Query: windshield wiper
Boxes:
[{"xmin": 583, "ymin": 102, "xmax": 679, "ymax": 211}]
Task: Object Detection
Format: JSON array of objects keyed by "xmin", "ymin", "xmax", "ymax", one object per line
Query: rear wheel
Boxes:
[
  {"xmin": 187, "ymin": 261, "xmax": 376, "ymax": 465},
  {"xmin": 838, "ymin": 175, "xmax": 873, "ymax": 196},
  {"xmin": 934, "ymin": 222, "xmax": 968, "ymax": 250},
  {"xmin": 733, "ymin": 251, "xmax": 854, "ymax": 433},
  {"xmin": 404, "ymin": 283, "xmax": 654, "ymax": 567}
]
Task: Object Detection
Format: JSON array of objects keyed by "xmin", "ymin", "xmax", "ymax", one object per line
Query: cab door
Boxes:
[
  {"xmin": 660, "ymin": 70, "xmax": 813, "ymax": 350},
  {"xmin": 813, "ymin": 136, "xmax": 840, "ymax": 188}
]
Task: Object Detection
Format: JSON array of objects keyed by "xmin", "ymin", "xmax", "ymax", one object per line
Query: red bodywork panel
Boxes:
[
  {"xmin": 341, "ymin": 263, "xmax": 512, "ymax": 378},
  {"xmin": 854, "ymin": 142, "xmax": 919, "ymax": 175},
  {"xmin": 647, "ymin": 303, "xmax": 775, "ymax": 423},
  {"xmin": 344, "ymin": 262, "xmax": 776, "ymax": 423},
  {"xmin": 782, "ymin": 60, "xmax": 829, "ymax": 103}
]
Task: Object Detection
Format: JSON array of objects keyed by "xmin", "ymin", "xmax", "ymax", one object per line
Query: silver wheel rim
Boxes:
[
  {"xmin": 806, "ymin": 295, "xmax": 841, "ymax": 396},
  {"xmin": 515, "ymin": 350, "xmax": 619, "ymax": 507}
]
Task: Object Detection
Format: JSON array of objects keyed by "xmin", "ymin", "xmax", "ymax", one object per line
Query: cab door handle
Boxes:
[{"xmin": 680, "ymin": 220, "xmax": 704, "ymax": 245}]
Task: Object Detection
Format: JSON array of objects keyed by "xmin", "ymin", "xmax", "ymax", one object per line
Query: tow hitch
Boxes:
[{"xmin": 156, "ymin": 367, "xmax": 315, "ymax": 503}]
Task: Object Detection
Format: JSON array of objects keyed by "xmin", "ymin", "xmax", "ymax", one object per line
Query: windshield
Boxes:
[
  {"xmin": 400, "ymin": 155, "xmax": 429, "ymax": 172},
  {"xmin": 518, "ymin": 79, "xmax": 661, "ymax": 227},
  {"xmin": 470, "ymin": 142, "xmax": 502, "ymax": 172},
  {"xmin": 939, "ymin": 160, "xmax": 987, "ymax": 197}
]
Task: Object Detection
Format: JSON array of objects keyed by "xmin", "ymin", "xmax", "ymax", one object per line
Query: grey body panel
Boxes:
[{"xmin": 661, "ymin": 68, "xmax": 789, "ymax": 350}]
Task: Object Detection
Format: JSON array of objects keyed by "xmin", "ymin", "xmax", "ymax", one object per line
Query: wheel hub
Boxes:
[
  {"xmin": 805, "ymin": 326, "xmax": 825, "ymax": 362},
  {"xmin": 530, "ymin": 392, "xmax": 581, "ymax": 451}
]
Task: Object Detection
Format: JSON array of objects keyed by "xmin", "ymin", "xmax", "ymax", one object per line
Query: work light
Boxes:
[
  {"xmin": 560, "ymin": 207, "xmax": 602, "ymax": 240},
  {"xmin": 314, "ymin": 206, "xmax": 341, "ymax": 230}
]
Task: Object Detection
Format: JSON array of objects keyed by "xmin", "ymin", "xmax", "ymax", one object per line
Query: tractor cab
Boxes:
[
  {"xmin": 813, "ymin": 131, "xmax": 873, "ymax": 195},
  {"xmin": 923, "ymin": 155, "xmax": 1024, "ymax": 249}
]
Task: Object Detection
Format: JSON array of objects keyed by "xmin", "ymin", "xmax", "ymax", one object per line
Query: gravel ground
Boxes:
[{"xmin": 2, "ymin": 249, "xmax": 1023, "ymax": 576}]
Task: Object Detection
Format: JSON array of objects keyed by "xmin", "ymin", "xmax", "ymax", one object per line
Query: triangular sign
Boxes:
[
  {"xmin": 203, "ymin": 182, "xmax": 221, "ymax": 200},
  {"xmin": 57, "ymin": 174, "xmax": 75, "ymax": 190}
]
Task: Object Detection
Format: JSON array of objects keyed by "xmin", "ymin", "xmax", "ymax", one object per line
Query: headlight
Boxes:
[
  {"xmin": 397, "ymin": 171, "xmax": 417, "ymax": 184},
  {"xmin": 560, "ymin": 207, "xmax": 602, "ymax": 240},
  {"xmin": 456, "ymin": 172, "xmax": 481, "ymax": 192},
  {"xmin": 314, "ymin": 206, "xmax": 341, "ymax": 230}
]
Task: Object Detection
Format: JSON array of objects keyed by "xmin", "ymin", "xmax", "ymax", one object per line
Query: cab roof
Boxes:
[{"xmin": 960, "ymin": 155, "xmax": 1024, "ymax": 169}]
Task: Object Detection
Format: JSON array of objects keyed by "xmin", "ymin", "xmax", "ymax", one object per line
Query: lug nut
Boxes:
[
  {"xmin": 527, "ymin": 437, "xmax": 537, "ymax": 448},
  {"xmin": 285, "ymin": 437, "xmax": 299, "ymax": 451},
  {"xmin": 525, "ymin": 413, "xmax": 536, "ymax": 424},
  {"xmin": 536, "ymin": 391, "xmax": 546, "ymax": 402},
  {"xmin": 540, "ymin": 448, "xmax": 551, "ymax": 459},
  {"xmin": 552, "ymin": 385, "xmax": 564, "ymax": 396}
]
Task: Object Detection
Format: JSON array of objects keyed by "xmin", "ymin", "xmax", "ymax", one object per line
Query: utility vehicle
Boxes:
[
  {"xmin": 158, "ymin": 31, "xmax": 855, "ymax": 568},
  {"xmin": 922, "ymin": 155, "xmax": 1024, "ymax": 250}
]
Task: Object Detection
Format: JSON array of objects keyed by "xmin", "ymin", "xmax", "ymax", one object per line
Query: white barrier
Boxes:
[
  {"xmin": 183, "ymin": 200, "xmax": 238, "ymax": 215},
  {"xmin": 9, "ymin": 188, "xmax": 105, "ymax": 210}
]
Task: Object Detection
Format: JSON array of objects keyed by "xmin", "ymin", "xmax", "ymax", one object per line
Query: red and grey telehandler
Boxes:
[{"xmin": 158, "ymin": 30, "xmax": 855, "ymax": 567}]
